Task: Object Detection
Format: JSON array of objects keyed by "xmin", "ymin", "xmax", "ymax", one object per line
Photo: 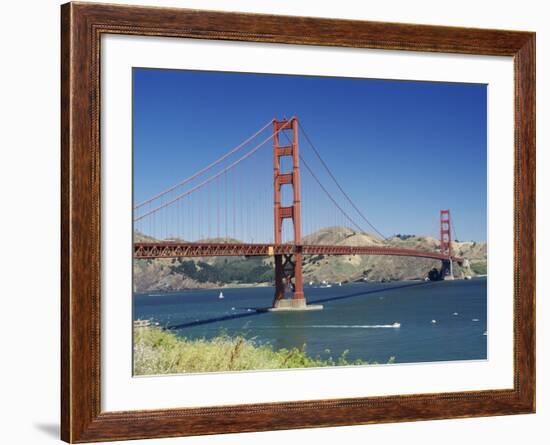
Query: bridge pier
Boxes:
[
  {"xmin": 270, "ymin": 251, "xmax": 322, "ymax": 311},
  {"xmin": 273, "ymin": 253, "xmax": 305, "ymax": 305},
  {"xmin": 440, "ymin": 259, "xmax": 454, "ymax": 280}
]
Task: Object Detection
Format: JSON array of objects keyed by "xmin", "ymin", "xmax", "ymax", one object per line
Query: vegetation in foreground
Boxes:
[{"xmin": 134, "ymin": 326, "xmax": 393, "ymax": 375}]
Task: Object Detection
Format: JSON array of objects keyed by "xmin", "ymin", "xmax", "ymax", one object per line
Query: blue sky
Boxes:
[{"xmin": 133, "ymin": 68, "xmax": 487, "ymax": 241}]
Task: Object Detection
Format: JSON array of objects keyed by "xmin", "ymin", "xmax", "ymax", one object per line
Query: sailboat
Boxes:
[{"xmin": 218, "ymin": 291, "xmax": 224, "ymax": 299}]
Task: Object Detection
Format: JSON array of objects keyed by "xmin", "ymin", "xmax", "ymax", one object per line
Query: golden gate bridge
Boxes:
[{"xmin": 133, "ymin": 117, "xmax": 463, "ymax": 311}]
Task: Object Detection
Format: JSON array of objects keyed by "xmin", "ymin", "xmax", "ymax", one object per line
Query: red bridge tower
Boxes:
[
  {"xmin": 272, "ymin": 117, "xmax": 316, "ymax": 310},
  {"xmin": 439, "ymin": 209, "xmax": 454, "ymax": 280}
]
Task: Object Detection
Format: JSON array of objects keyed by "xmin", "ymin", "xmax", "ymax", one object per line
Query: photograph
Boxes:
[{"xmin": 132, "ymin": 68, "xmax": 488, "ymax": 375}]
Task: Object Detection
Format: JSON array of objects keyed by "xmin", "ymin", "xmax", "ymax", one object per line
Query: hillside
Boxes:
[
  {"xmin": 133, "ymin": 228, "xmax": 487, "ymax": 292},
  {"xmin": 301, "ymin": 228, "xmax": 485, "ymax": 283}
]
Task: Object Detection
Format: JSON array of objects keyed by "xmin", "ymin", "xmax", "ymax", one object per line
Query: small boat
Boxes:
[
  {"xmin": 218, "ymin": 291, "xmax": 224, "ymax": 299},
  {"xmin": 392, "ymin": 322, "xmax": 401, "ymax": 328},
  {"xmin": 431, "ymin": 319, "xmax": 437, "ymax": 324}
]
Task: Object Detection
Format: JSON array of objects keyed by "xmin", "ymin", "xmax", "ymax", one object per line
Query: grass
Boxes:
[{"xmin": 134, "ymin": 326, "xmax": 394, "ymax": 375}]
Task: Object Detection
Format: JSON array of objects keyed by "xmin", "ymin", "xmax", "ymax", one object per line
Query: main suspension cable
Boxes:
[
  {"xmin": 134, "ymin": 121, "xmax": 291, "ymax": 222},
  {"xmin": 298, "ymin": 121, "xmax": 387, "ymax": 240},
  {"xmin": 134, "ymin": 119, "xmax": 273, "ymax": 210},
  {"xmin": 300, "ymin": 155, "xmax": 365, "ymax": 234}
]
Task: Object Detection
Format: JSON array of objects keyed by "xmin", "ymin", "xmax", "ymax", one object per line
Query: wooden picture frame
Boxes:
[{"xmin": 61, "ymin": 2, "xmax": 535, "ymax": 442}]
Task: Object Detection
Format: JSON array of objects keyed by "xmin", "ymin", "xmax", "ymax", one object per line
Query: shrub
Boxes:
[{"xmin": 133, "ymin": 326, "xmax": 394, "ymax": 375}]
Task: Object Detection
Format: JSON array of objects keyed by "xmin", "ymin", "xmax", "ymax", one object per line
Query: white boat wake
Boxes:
[{"xmin": 293, "ymin": 323, "xmax": 401, "ymax": 329}]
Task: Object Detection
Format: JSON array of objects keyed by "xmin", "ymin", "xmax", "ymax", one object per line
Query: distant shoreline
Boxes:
[{"xmin": 135, "ymin": 276, "xmax": 487, "ymax": 296}]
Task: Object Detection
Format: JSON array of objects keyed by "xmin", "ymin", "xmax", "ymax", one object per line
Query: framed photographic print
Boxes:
[{"xmin": 61, "ymin": 2, "xmax": 535, "ymax": 442}]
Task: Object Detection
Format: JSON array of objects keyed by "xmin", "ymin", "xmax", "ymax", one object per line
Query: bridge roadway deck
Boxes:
[{"xmin": 134, "ymin": 242, "xmax": 463, "ymax": 263}]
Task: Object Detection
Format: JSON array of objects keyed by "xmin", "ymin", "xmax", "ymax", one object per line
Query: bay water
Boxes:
[{"xmin": 134, "ymin": 277, "xmax": 487, "ymax": 365}]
